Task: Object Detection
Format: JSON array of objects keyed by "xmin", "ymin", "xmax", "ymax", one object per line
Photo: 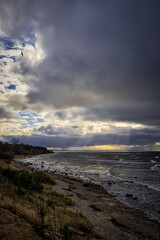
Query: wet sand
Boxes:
[{"xmin": 13, "ymin": 159, "xmax": 160, "ymax": 240}]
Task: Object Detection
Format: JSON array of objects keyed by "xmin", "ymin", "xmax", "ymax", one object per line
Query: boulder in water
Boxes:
[
  {"xmin": 126, "ymin": 193, "xmax": 133, "ymax": 198},
  {"xmin": 83, "ymin": 182, "xmax": 91, "ymax": 187}
]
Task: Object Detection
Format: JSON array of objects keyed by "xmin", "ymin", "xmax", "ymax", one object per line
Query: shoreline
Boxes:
[
  {"xmin": 12, "ymin": 156, "xmax": 160, "ymax": 240},
  {"xmin": 15, "ymin": 153, "xmax": 160, "ymax": 223}
]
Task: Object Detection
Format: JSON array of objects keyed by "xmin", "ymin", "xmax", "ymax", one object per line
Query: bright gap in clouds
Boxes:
[{"xmin": 85, "ymin": 145, "xmax": 149, "ymax": 151}]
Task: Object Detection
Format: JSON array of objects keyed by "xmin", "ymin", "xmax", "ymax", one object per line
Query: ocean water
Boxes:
[{"xmin": 18, "ymin": 151, "xmax": 160, "ymax": 222}]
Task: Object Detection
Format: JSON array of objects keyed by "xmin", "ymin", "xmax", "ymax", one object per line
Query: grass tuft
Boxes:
[{"xmin": 52, "ymin": 191, "xmax": 76, "ymax": 206}]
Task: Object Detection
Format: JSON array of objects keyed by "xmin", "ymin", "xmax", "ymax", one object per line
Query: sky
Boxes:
[{"xmin": 0, "ymin": 0, "xmax": 160, "ymax": 151}]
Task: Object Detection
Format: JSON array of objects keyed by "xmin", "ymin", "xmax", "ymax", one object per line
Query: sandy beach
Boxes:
[{"xmin": 11, "ymin": 158, "xmax": 160, "ymax": 240}]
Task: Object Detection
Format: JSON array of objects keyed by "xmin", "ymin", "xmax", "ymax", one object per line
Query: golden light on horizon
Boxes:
[
  {"xmin": 85, "ymin": 144, "xmax": 141, "ymax": 151},
  {"xmin": 155, "ymin": 142, "xmax": 160, "ymax": 146},
  {"xmin": 47, "ymin": 147, "xmax": 62, "ymax": 151}
]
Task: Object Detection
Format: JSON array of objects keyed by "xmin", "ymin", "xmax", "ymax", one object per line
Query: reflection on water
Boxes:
[{"xmin": 18, "ymin": 151, "xmax": 160, "ymax": 222}]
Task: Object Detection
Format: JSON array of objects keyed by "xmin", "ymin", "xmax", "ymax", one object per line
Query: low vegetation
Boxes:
[{"xmin": 0, "ymin": 167, "xmax": 56, "ymax": 193}]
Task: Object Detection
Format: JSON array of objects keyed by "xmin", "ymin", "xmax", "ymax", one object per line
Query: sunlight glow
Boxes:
[{"xmin": 85, "ymin": 144, "xmax": 142, "ymax": 151}]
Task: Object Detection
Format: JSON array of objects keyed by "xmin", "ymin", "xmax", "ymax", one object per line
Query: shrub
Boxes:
[
  {"xmin": 1, "ymin": 167, "xmax": 43, "ymax": 192},
  {"xmin": 78, "ymin": 223, "xmax": 92, "ymax": 234},
  {"xmin": 47, "ymin": 200, "xmax": 55, "ymax": 209},
  {"xmin": 16, "ymin": 186, "xmax": 26, "ymax": 196},
  {"xmin": 0, "ymin": 151, "xmax": 14, "ymax": 161},
  {"xmin": 52, "ymin": 191, "xmax": 76, "ymax": 206},
  {"xmin": 60, "ymin": 224, "xmax": 73, "ymax": 240},
  {"xmin": 31, "ymin": 171, "xmax": 56, "ymax": 185}
]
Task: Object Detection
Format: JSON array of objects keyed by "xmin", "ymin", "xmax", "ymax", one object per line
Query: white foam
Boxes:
[
  {"xmin": 119, "ymin": 159, "xmax": 123, "ymax": 162},
  {"xmin": 151, "ymin": 164, "xmax": 160, "ymax": 171},
  {"xmin": 151, "ymin": 160, "xmax": 156, "ymax": 163}
]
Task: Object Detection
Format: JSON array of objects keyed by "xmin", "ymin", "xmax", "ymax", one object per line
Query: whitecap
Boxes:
[
  {"xmin": 151, "ymin": 164, "xmax": 160, "ymax": 171},
  {"xmin": 119, "ymin": 159, "xmax": 123, "ymax": 162},
  {"xmin": 151, "ymin": 160, "xmax": 156, "ymax": 163}
]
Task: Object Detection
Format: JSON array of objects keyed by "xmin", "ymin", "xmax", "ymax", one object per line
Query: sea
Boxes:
[{"xmin": 17, "ymin": 151, "xmax": 160, "ymax": 222}]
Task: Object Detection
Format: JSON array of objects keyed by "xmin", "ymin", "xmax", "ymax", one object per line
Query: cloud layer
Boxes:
[{"xmin": 0, "ymin": 0, "xmax": 160, "ymax": 150}]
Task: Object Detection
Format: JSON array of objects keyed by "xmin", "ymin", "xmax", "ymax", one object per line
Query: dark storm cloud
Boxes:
[
  {"xmin": 1, "ymin": 0, "xmax": 160, "ymax": 147},
  {"xmin": 83, "ymin": 103, "xmax": 160, "ymax": 126},
  {"xmin": 23, "ymin": 0, "xmax": 160, "ymax": 123}
]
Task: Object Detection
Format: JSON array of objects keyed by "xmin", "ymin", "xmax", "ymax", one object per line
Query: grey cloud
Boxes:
[
  {"xmin": 6, "ymin": 94, "xmax": 29, "ymax": 111},
  {"xmin": 37, "ymin": 125, "xmax": 66, "ymax": 136},
  {"xmin": 6, "ymin": 94, "xmax": 47, "ymax": 113},
  {"xmin": 0, "ymin": 0, "xmax": 35, "ymax": 36},
  {"xmin": 0, "ymin": 106, "xmax": 13, "ymax": 119},
  {"xmin": 37, "ymin": 124, "xmax": 78, "ymax": 137},
  {"xmin": 55, "ymin": 111, "xmax": 67, "ymax": 120}
]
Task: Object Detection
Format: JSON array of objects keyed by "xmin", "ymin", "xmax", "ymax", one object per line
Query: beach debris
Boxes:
[
  {"xmin": 62, "ymin": 187, "xmax": 72, "ymax": 192},
  {"xmin": 126, "ymin": 193, "xmax": 133, "ymax": 198},
  {"xmin": 133, "ymin": 197, "xmax": 138, "ymax": 200},
  {"xmin": 67, "ymin": 193, "xmax": 74, "ymax": 197},
  {"xmin": 90, "ymin": 205, "xmax": 102, "ymax": 212},
  {"xmin": 83, "ymin": 182, "xmax": 91, "ymax": 187},
  {"xmin": 108, "ymin": 181, "xmax": 112, "ymax": 186}
]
